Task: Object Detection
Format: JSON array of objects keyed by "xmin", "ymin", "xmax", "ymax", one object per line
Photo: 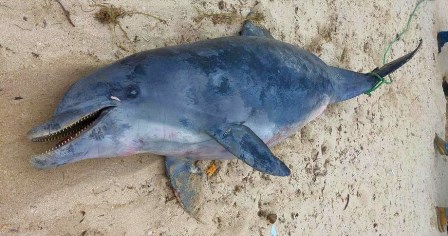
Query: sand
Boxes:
[{"xmin": 1, "ymin": 0, "xmax": 448, "ymax": 235}]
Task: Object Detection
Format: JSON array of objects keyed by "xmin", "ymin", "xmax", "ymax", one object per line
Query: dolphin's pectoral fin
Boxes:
[
  {"xmin": 207, "ymin": 123, "xmax": 291, "ymax": 176},
  {"xmin": 240, "ymin": 20, "xmax": 274, "ymax": 39},
  {"xmin": 165, "ymin": 156, "xmax": 203, "ymax": 218}
]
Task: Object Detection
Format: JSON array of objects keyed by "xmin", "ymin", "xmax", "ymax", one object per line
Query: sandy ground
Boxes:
[{"xmin": 1, "ymin": 0, "xmax": 448, "ymax": 235}]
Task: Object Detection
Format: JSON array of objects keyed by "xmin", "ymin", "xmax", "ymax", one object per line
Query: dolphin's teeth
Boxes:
[{"xmin": 36, "ymin": 108, "xmax": 108, "ymax": 156}]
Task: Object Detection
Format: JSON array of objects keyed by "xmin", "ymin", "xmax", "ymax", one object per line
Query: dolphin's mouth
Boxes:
[{"xmin": 29, "ymin": 106, "xmax": 113, "ymax": 154}]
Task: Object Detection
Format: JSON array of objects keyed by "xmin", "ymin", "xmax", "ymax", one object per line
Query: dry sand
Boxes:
[{"xmin": 1, "ymin": 0, "xmax": 448, "ymax": 235}]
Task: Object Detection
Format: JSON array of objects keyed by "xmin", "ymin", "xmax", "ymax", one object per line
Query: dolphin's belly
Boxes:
[{"xmin": 133, "ymin": 96, "xmax": 330, "ymax": 160}]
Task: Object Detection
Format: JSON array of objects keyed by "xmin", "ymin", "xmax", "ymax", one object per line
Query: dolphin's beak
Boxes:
[{"xmin": 28, "ymin": 103, "xmax": 116, "ymax": 169}]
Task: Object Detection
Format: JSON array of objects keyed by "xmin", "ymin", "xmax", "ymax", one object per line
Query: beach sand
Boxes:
[{"xmin": 1, "ymin": 0, "xmax": 448, "ymax": 235}]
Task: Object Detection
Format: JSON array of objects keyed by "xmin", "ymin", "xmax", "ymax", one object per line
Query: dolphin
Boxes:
[{"xmin": 28, "ymin": 21, "xmax": 421, "ymax": 216}]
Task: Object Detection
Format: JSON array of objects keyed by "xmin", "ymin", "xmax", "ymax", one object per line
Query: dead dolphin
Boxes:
[{"xmin": 28, "ymin": 21, "xmax": 421, "ymax": 215}]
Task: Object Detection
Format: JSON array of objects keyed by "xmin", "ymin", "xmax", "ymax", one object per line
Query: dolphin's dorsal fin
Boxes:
[
  {"xmin": 207, "ymin": 123, "xmax": 290, "ymax": 176},
  {"xmin": 239, "ymin": 20, "xmax": 274, "ymax": 39}
]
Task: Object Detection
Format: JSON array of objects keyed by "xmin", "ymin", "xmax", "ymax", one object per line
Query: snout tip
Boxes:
[
  {"xmin": 26, "ymin": 124, "xmax": 49, "ymax": 141},
  {"xmin": 27, "ymin": 129, "xmax": 38, "ymax": 141}
]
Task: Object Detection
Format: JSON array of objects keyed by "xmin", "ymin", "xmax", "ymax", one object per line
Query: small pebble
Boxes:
[{"xmin": 267, "ymin": 213, "xmax": 277, "ymax": 224}]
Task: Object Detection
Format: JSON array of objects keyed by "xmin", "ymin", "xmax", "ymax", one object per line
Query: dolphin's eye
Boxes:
[{"xmin": 126, "ymin": 84, "xmax": 140, "ymax": 99}]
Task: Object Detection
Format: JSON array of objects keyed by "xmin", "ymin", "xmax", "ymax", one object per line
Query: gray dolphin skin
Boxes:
[{"xmin": 28, "ymin": 21, "xmax": 421, "ymax": 216}]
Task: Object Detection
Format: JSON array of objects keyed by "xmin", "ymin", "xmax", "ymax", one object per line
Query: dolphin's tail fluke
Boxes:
[
  {"xmin": 369, "ymin": 39, "xmax": 422, "ymax": 78},
  {"xmin": 331, "ymin": 40, "xmax": 422, "ymax": 103}
]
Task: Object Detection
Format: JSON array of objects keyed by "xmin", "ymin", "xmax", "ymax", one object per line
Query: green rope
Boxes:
[
  {"xmin": 365, "ymin": 72, "xmax": 392, "ymax": 96},
  {"xmin": 365, "ymin": 0, "xmax": 427, "ymax": 95}
]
